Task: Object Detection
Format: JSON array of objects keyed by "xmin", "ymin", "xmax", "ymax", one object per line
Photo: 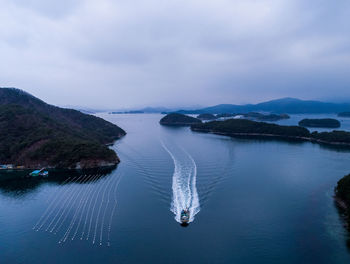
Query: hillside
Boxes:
[{"xmin": 0, "ymin": 88, "xmax": 126, "ymax": 169}]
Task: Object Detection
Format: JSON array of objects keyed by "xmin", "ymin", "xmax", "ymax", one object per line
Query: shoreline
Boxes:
[
  {"xmin": 0, "ymin": 162, "xmax": 119, "ymax": 173},
  {"xmin": 334, "ymin": 195, "xmax": 350, "ymax": 230}
]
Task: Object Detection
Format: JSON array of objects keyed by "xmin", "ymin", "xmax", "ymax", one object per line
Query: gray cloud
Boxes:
[{"xmin": 0, "ymin": 0, "xmax": 349, "ymax": 109}]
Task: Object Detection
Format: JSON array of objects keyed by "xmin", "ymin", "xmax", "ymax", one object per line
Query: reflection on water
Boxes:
[
  {"xmin": 0, "ymin": 166, "xmax": 117, "ymax": 199},
  {"xmin": 161, "ymin": 141, "xmax": 200, "ymax": 223}
]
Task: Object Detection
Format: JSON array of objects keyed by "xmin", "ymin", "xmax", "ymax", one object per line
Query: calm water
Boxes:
[{"xmin": 1, "ymin": 113, "xmax": 350, "ymax": 263}]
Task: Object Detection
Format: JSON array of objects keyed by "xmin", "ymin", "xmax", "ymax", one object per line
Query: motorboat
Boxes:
[{"xmin": 180, "ymin": 209, "xmax": 190, "ymax": 225}]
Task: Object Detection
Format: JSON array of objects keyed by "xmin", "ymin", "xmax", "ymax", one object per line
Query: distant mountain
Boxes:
[
  {"xmin": 0, "ymin": 88, "xmax": 126, "ymax": 169},
  {"xmin": 178, "ymin": 98, "xmax": 350, "ymax": 114}
]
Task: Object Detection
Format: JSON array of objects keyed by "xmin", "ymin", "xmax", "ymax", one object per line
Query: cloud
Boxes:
[{"xmin": 0, "ymin": 0, "xmax": 349, "ymax": 108}]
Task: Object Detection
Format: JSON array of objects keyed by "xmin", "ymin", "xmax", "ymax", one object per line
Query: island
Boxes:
[
  {"xmin": 160, "ymin": 113, "xmax": 202, "ymax": 126},
  {"xmin": 190, "ymin": 119, "xmax": 350, "ymax": 147},
  {"xmin": 0, "ymin": 88, "xmax": 126, "ymax": 170},
  {"xmin": 299, "ymin": 118, "xmax": 341, "ymax": 128},
  {"xmin": 338, "ymin": 112, "xmax": 350, "ymax": 117},
  {"xmin": 196, "ymin": 113, "xmax": 217, "ymax": 120}
]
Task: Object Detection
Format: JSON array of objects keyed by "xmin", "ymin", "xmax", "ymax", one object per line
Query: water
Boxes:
[{"xmin": 1, "ymin": 113, "xmax": 350, "ymax": 263}]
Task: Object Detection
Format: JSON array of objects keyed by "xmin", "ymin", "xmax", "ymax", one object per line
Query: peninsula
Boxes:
[{"xmin": 0, "ymin": 88, "xmax": 126, "ymax": 170}]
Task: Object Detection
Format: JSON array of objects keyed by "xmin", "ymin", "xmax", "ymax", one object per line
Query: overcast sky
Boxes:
[{"xmin": 0, "ymin": 0, "xmax": 349, "ymax": 109}]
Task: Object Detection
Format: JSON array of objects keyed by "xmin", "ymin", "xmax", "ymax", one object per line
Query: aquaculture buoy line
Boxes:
[{"xmin": 32, "ymin": 172, "xmax": 123, "ymax": 246}]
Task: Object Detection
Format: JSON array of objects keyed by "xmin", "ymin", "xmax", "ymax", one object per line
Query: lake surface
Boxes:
[{"xmin": 1, "ymin": 113, "xmax": 350, "ymax": 263}]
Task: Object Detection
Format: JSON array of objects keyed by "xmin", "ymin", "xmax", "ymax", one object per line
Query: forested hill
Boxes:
[{"xmin": 0, "ymin": 88, "xmax": 126, "ymax": 169}]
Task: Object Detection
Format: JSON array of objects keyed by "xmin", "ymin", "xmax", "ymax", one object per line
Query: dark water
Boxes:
[{"xmin": 1, "ymin": 113, "xmax": 350, "ymax": 263}]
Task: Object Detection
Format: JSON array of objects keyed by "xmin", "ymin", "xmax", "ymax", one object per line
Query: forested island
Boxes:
[
  {"xmin": 299, "ymin": 118, "xmax": 341, "ymax": 128},
  {"xmin": 191, "ymin": 119, "xmax": 350, "ymax": 147},
  {"xmin": 0, "ymin": 88, "xmax": 126, "ymax": 170},
  {"xmin": 160, "ymin": 113, "xmax": 202, "ymax": 126}
]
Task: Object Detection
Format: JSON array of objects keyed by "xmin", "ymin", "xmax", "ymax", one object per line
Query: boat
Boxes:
[
  {"xmin": 180, "ymin": 209, "xmax": 190, "ymax": 225},
  {"xmin": 29, "ymin": 168, "xmax": 49, "ymax": 177}
]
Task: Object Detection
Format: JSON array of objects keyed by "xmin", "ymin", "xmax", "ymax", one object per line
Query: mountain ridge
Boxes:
[{"xmin": 177, "ymin": 97, "xmax": 350, "ymax": 114}]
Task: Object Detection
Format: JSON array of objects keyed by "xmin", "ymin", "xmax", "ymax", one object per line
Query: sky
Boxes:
[{"xmin": 0, "ymin": 0, "xmax": 350, "ymax": 109}]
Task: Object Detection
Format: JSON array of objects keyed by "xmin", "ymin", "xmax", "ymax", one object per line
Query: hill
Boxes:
[
  {"xmin": 0, "ymin": 88, "xmax": 126, "ymax": 169},
  {"xmin": 178, "ymin": 98, "xmax": 350, "ymax": 114},
  {"xmin": 160, "ymin": 113, "xmax": 202, "ymax": 126}
]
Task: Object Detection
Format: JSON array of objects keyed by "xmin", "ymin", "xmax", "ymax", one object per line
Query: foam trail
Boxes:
[
  {"xmin": 32, "ymin": 177, "xmax": 72, "ymax": 230},
  {"xmin": 51, "ymin": 175, "xmax": 90, "ymax": 234},
  {"xmin": 37, "ymin": 175, "xmax": 84, "ymax": 232},
  {"xmin": 161, "ymin": 141, "xmax": 200, "ymax": 223},
  {"xmin": 71, "ymin": 174, "xmax": 99, "ymax": 240},
  {"xmin": 183, "ymin": 148, "xmax": 200, "ymax": 221}
]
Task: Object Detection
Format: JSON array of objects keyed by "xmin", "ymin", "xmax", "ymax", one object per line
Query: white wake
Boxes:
[{"xmin": 161, "ymin": 141, "xmax": 200, "ymax": 223}]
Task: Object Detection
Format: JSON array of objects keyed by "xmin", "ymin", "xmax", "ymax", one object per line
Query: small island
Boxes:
[
  {"xmin": 196, "ymin": 113, "xmax": 217, "ymax": 120},
  {"xmin": 299, "ymin": 118, "xmax": 341, "ymax": 128},
  {"xmin": 191, "ymin": 119, "xmax": 350, "ymax": 147},
  {"xmin": 0, "ymin": 88, "xmax": 126, "ymax": 170},
  {"xmin": 338, "ymin": 112, "xmax": 350, "ymax": 117},
  {"xmin": 160, "ymin": 113, "xmax": 202, "ymax": 126}
]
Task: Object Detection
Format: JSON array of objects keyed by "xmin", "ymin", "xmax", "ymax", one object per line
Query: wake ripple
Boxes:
[{"xmin": 161, "ymin": 141, "xmax": 200, "ymax": 223}]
